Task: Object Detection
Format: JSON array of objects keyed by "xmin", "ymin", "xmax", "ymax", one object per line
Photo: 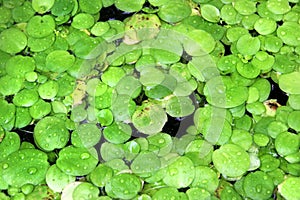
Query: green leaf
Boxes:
[
  {"xmin": 51, "ymin": 0, "xmax": 75, "ymax": 16},
  {"xmin": 12, "ymin": 2, "xmax": 35, "ymax": 23},
  {"xmin": 71, "ymin": 123, "xmax": 101, "ymax": 148},
  {"xmin": 72, "ymin": 182, "xmax": 100, "ymax": 199},
  {"xmin": 1, "ymin": 149, "xmax": 49, "ymax": 188},
  {"xmin": 260, "ymin": 35, "xmax": 283, "ymax": 53},
  {"xmin": 243, "ymin": 171, "xmax": 274, "ymax": 199},
  {"xmin": 259, "ymin": 154, "xmax": 280, "ymax": 172},
  {"xmin": 32, "ymin": 0, "xmax": 55, "ymax": 14},
  {"xmin": 71, "ymin": 13, "xmax": 95, "ymax": 29},
  {"xmin": 220, "ymin": 4, "xmax": 241, "ymax": 25},
  {"xmin": 6, "ymin": 55, "xmax": 35, "ymax": 78},
  {"xmin": 139, "ymin": 67, "xmax": 165, "ymax": 87},
  {"xmin": 78, "ymin": 0, "xmax": 102, "ymax": 14},
  {"xmin": 89, "ymin": 164, "xmax": 114, "ymax": 187},
  {"xmin": 191, "ymin": 166, "xmax": 219, "ymax": 193},
  {"xmin": 147, "ymin": 133, "xmax": 173, "ymax": 157},
  {"xmin": 46, "ymin": 164, "xmax": 75, "ymax": 192},
  {"xmin": 236, "ymin": 35, "xmax": 260, "ymax": 55},
  {"xmin": 26, "ymin": 15, "xmax": 55, "ymax": 38},
  {"xmin": 288, "ymin": 94, "xmax": 300, "ymax": 110},
  {"xmin": 275, "ymin": 131, "xmax": 300, "ymax": 157},
  {"xmin": 132, "ymin": 102, "xmax": 167, "ymax": 135},
  {"xmin": 166, "ymin": 96, "xmax": 195, "ymax": 118},
  {"xmin": 110, "ymin": 94, "xmax": 136, "ymax": 122},
  {"xmin": 279, "ymin": 72, "xmax": 300, "ymax": 94},
  {"xmin": 233, "ymin": 0, "xmax": 257, "ymax": 15},
  {"xmin": 152, "ymin": 187, "xmax": 181, "ymax": 200},
  {"xmin": 115, "ymin": 75, "xmax": 142, "ymax": 98},
  {"xmin": 278, "ymin": 177, "xmax": 300, "ymax": 200},
  {"xmin": 15, "ymin": 107, "xmax": 32, "ymax": 129},
  {"xmin": 56, "ymin": 146, "xmax": 98, "ymax": 176},
  {"xmin": 131, "ymin": 151, "xmax": 161, "ymax": 175},
  {"xmin": 103, "ymin": 122, "xmax": 131, "ymax": 144},
  {"xmin": 105, "ymin": 173, "xmax": 142, "ymax": 199},
  {"xmin": 163, "ymin": 156, "xmax": 195, "ymax": 188},
  {"xmin": 212, "ymin": 144, "xmax": 250, "ymax": 177},
  {"xmin": 115, "ymin": 0, "xmax": 145, "ymax": 12},
  {"xmin": 28, "ymin": 33, "xmax": 56, "ymax": 52},
  {"xmin": 13, "ymin": 89, "xmax": 39, "ymax": 107},
  {"xmin": 91, "ymin": 22, "xmax": 110, "ymax": 37},
  {"xmin": 266, "ymin": 0, "xmax": 291, "ymax": 14},
  {"xmin": 158, "ymin": 1, "xmax": 191, "ymax": 23},
  {"xmin": 101, "ymin": 67, "xmax": 126, "ymax": 87},
  {"xmin": 0, "ymin": 28, "xmax": 27, "ymax": 54},
  {"xmin": 204, "ymin": 76, "xmax": 248, "ymax": 108},
  {"xmin": 0, "ymin": 131, "xmax": 20, "ymax": 162},
  {"xmin": 100, "ymin": 142, "xmax": 124, "ymax": 161},
  {"xmin": 38, "ymin": 80, "xmax": 59, "ymax": 99},
  {"xmin": 0, "ymin": 6, "xmax": 11, "ymax": 24},
  {"xmin": 96, "ymin": 109, "xmax": 114, "ymax": 126},
  {"xmin": 277, "ymin": 22, "xmax": 300, "ymax": 46},
  {"xmin": 34, "ymin": 116, "xmax": 70, "ymax": 151},
  {"xmin": 186, "ymin": 188, "xmax": 211, "ymax": 200},
  {"xmin": 46, "ymin": 50, "xmax": 75, "ymax": 73},
  {"xmin": 201, "ymin": 4, "xmax": 220, "ymax": 23},
  {"xmin": 145, "ymin": 74, "xmax": 177, "ymax": 98},
  {"xmin": 0, "ymin": 75, "xmax": 23, "ymax": 96},
  {"xmin": 288, "ymin": 111, "xmax": 300, "ymax": 132},
  {"xmin": 230, "ymin": 129, "xmax": 252, "ymax": 151},
  {"xmin": 184, "ymin": 29, "xmax": 216, "ymax": 56},
  {"xmin": 254, "ymin": 17, "xmax": 277, "ymax": 35},
  {"xmin": 0, "ymin": 100, "xmax": 15, "ymax": 126}
]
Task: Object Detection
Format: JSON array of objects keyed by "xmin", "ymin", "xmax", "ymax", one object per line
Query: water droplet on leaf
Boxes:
[
  {"xmin": 2, "ymin": 163, "xmax": 8, "ymax": 169},
  {"xmin": 27, "ymin": 167, "xmax": 37, "ymax": 175},
  {"xmin": 80, "ymin": 153, "xmax": 90, "ymax": 160}
]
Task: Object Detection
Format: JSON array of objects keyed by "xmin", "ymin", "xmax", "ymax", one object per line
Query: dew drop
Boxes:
[
  {"xmin": 27, "ymin": 167, "xmax": 37, "ymax": 175},
  {"xmin": 19, "ymin": 153, "xmax": 25, "ymax": 159},
  {"xmin": 2, "ymin": 163, "xmax": 8, "ymax": 170},
  {"xmin": 158, "ymin": 139, "xmax": 165, "ymax": 144},
  {"xmin": 256, "ymin": 184, "xmax": 262, "ymax": 193},
  {"xmin": 169, "ymin": 168, "xmax": 178, "ymax": 176},
  {"xmin": 80, "ymin": 153, "xmax": 90, "ymax": 160}
]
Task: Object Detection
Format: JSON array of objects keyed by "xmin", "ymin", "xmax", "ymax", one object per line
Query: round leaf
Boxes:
[
  {"xmin": 46, "ymin": 164, "xmax": 75, "ymax": 192},
  {"xmin": 212, "ymin": 144, "xmax": 250, "ymax": 177},
  {"xmin": 56, "ymin": 146, "xmax": 98, "ymax": 176},
  {"xmin": 34, "ymin": 116, "xmax": 70, "ymax": 151},
  {"xmin": 236, "ymin": 35, "xmax": 260, "ymax": 55},
  {"xmin": 243, "ymin": 171, "xmax": 274, "ymax": 199},
  {"xmin": 278, "ymin": 177, "xmax": 300, "ymax": 200},
  {"xmin": 26, "ymin": 15, "xmax": 55, "ymax": 38},
  {"xmin": 275, "ymin": 131, "xmax": 300, "ymax": 157},
  {"xmin": 279, "ymin": 72, "xmax": 300, "ymax": 94},
  {"xmin": 46, "ymin": 50, "xmax": 75, "ymax": 73},
  {"xmin": 132, "ymin": 103, "xmax": 167, "ymax": 135},
  {"xmin": 32, "ymin": 0, "xmax": 55, "ymax": 14},
  {"xmin": 13, "ymin": 89, "xmax": 39, "ymax": 107},
  {"xmin": 201, "ymin": 4, "xmax": 220, "ymax": 23},
  {"xmin": 0, "ymin": 28, "xmax": 27, "ymax": 54},
  {"xmin": 71, "ymin": 123, "xmax": 101, "ymax": 148},
  {"xmin": 158, "ymin": 2, "xmax": 191, "ymax": 23},
  {"xmin": 1, "ymin": 149, "xmax": 49, "ymax": 188},
  {"xmin": 105, "ymin": 173, "xmax": 142, "ymax": 199},
  {"xmin": 115, "ymin": 0, "xmax": 145, "ymax": 12},
  {"xmin": 163, "ymin": 156, "xmax": 195, "ymax": 188}
]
